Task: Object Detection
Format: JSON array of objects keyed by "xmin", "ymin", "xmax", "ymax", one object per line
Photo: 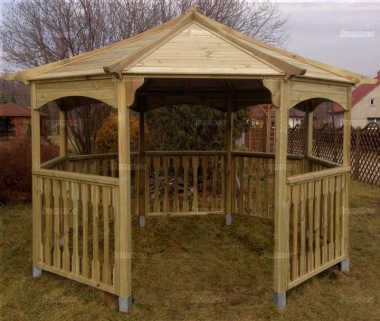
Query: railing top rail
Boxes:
[
  {"xmin": 33, "ymin": 168, "xmax": 119, "ymax": 187},
  {"xmin": 41, "ymin": 156, "xmax": 67, "ymax": 169},
  {"xmin": 145, "ymin": 151, "xmax": 227, "ymax": 156},
  {"xmin": 306, "ymin": 155, "xmax": 341, "ymax": 168},
  {"xmin": 286, "ymin": 166, "xmax": 350, "ymax": 185},
  {"xmin": 232, "ymin": 151, "xmax": 305, "ymax": 160}
]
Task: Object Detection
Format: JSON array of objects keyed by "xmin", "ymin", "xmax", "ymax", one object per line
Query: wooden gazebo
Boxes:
[{"xmin": 4, "ymin": 6, "xmax": 376, "ymax": 312}]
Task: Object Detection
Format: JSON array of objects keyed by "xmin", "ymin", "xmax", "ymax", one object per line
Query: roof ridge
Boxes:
[{"xmin": 103, "ymin": 11, "xmax": 195, "ymax": 77}]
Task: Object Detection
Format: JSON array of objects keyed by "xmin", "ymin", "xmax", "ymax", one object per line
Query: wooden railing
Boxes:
[
  {"xmin": 144, "ymin": 151, "xmax": 226, "ymax": 216},
  {"xmin": 286, "ymin": 166, "xmax": 350, "ymax": 289},
  {"xmin": 33, "ymin": 168, "xmax": 119, "ymax": 294},
  {"xmin": 232, "ymin": 152, "xmax": 304, "ymax": 218}
]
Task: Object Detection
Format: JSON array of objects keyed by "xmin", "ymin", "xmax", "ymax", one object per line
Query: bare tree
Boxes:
[{"xmin": 1, "ymin": 0, "xmax": 289, "ymax": 153}]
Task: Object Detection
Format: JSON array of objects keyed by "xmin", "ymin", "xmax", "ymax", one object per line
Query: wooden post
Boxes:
[
  {"xmin": 225, "ymin": 98, "xmax": 233, "ymax": 225},
  {"xmin": 273, "ymin": 80, "xmax": 290, "ymax": 308},
  {"xmin": 116, "ymin": 76, "xmax": 144, "ymax": 313},
  {"xmin": 31, "ymin": 82, "xmax": 43, "ymax": 278},
  {"xmin": 138, "ymin": 103, "xmax": 146, "ymax": 227},
  {"xmin": 304, "ymin": 102, "xmax": 314, "ymax": 173},
  {"xmin": 59, "ymin": 106, "xmax": 68, "ymax": 157},
  {"xmin": 340, "ymin": 87, "xmax": 351, "ymax": 272}
]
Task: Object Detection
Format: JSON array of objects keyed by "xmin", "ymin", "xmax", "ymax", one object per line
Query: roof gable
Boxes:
[{"xmin": 352, "ymin": 73, "xmax": 380, "ymax": 106}]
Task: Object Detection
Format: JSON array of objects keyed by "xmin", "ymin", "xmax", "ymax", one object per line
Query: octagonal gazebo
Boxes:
[{"xmin": 4, "ymin": 6, "xmax": 376, "ymax": 312}]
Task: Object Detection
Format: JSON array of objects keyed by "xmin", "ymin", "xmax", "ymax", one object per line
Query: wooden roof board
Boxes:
[
  {"xmin": 30, "ymin": 27, "xmax": 173, "ymax": 80},
  {"xmin": 239, "ymin": 39, "xmax": 351, "ymax": 83},
  {"xmin": 127, "ymin": 23, "xmax": 281, "ymax": 75}
]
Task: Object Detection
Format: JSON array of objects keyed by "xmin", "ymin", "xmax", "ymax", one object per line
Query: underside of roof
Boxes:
[{"xmin": 4, "ymin": 6, "xmax": 376, "ymax": 87}]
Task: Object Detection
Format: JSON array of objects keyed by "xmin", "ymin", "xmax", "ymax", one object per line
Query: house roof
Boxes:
[
  {"xmin": 352, "ymin": 71, "xmax": 380, "ymax": 106},
  {"xmin": 0, "ymin": 102, "xmax": 31, "ymax": 117},
  {"xmin": 329, "ymin": 70, "xmax": 380, "ymax": 114},
  {"xmin": 289, "ymin": 108, "xmax": 305, "ymax": 118},
  {"xmin": 4, "ymin": 6, "xmax": 376, "ymax": 87}
]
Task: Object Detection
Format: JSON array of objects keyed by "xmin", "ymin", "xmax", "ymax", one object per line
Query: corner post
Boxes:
[
  {"xmin": 138, "ymin": 103, "xmax": 146, "ymax": 227},
  {"xmin": 273, "ymin": 79, "xmax": 290, "ymax": 308},
  {"xmin": 340, "ymin": 87, "xmax": 352, "ymax": 272},
  {"xmin": 225, "ymin": 98, "xmax": 234, "ymax": 225},
  {"xmin": 115, "ymin": 76, "xmax": 144, "ymax": 312},
  {"xmin": 31, "ymin": 82, "xmax": 42, "ymax": 278}
]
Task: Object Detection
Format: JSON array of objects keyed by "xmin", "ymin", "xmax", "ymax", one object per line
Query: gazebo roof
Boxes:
[{"xmin": 4, "ymin": 6, "xmax": 376, "ymax": 87}]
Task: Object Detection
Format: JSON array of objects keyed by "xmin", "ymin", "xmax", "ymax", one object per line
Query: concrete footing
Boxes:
[
  {"xmin": 226, "ymin": 214, "xmax": 233, "ymax": 226},
  {"xmin": 273, "ymin": 291, "xmax": 286, "ymax": 309},
  {"xmin": 139, "ymin": 216, "xmax": 146, "ymax": 227},
  {"xmin": 340, "ymin": 257, "xmax": 350, "ymax": 272},
  {"xmin": 119, "ymin": 296, "xmax": 133, "ymax": 313},
  {"xmin": 33, "ymin": 267, "xmax": 42, "ymax": 278}
]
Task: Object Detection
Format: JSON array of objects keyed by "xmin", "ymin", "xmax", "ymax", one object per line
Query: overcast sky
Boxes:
[
  {"xmin": 277, "ymin": 0, "xmax": 379, "ymax": 78},
  {"xmin": 0, "ymin": 0, "xmax": 379, "ymax": 79}
]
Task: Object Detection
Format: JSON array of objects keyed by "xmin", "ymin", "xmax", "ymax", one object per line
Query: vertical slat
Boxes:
[
  {"xmin": 314, "ymin": 180, "xmax": 321, "ymax": 268},
  {"xmin": 145, "ymin": 156, "xmax": 151, "ymax": 214},
  {"xmin": 322, "ymin": 178, "xmax": 329, "ymax": 264},
  {"xmin": 238, "ymin": 156, "xmax": 244, "ymax": 214},
  {"xmin": 173, "ymin": 156, "xmax": 180, "ymax": 212},
  {"xmin": 328, "ymin": 177, "xmax": 335, "ymax": 261},
  {"xmin": 44, "ymin": 178, "xmax": 52, "ymax": 266},
  {"xmin": 201, "ymin": 156, "xmax": 208, "ymax": 211},
  {"xmin": 211, "ymin": 156, "xmax": 217, "ymax": 212},
  {"xmin": 255, "ymin": 158, "xmax": 261, "ymax": 216},
  {"xmin": 300, "ymin": 183, "xmax": 306, "ymax": 277},
  {"xmin": 102, "ymin": 187, "xmax": 111, "ymax": 285},
  {"xmin": 62, "ymin": 181, "xmax": 71, "ymax": 272},
  {"xmin": 220, "ymin": 156, "xmax": 225, "ymax": 211},
  {"xmin": 81, "ymin": 183, "xmax": 89, "ymax": 278},
  {"xmin": 247, "ymin": 157, "xmax": 253, "ymax": 215},
  {"xmin": 183, "ymin": 157, "xmax": 189, "ymax": 212},
  {"xmin": 163, "ymin": 156, "xmax": 170, "ymax": 212},
  {"xmin": 335, "ymin": 175, "xmax": 342, "ymax": 258},
  {"xmin": 53, "ymin": 180, "xmax": 61, "ymax": 269},
  {"xmin": 34, "ymin": 175, "xmax": 44, "ymax": 265},
  {"xmin": 92, "ymin": 185, "xmax": 101, "ymax": 282},
  {"xmin": 154, "ymin": 157, "xmax": 160, "ymax": 213},
  {"xmin": 192, "ymin": 156, "xmax": 199, "ymax": 212},
  {"xmin": 307, "ymin": 181, "xmax": 314, "ymax": 272},
  {"xmin": 291, "ymin": 184, "xmax": 299, "ymax": 281},
  {"xmin": 231, "ymin": 156, "xmax": 237, "ymax": 212},
  {"xmin": 263, "ymin": 159, "xmax": 269, "ymax": 218},
  {"xmin": 71, "ymin": 182, "xmax": 80, "ymax": 275}
]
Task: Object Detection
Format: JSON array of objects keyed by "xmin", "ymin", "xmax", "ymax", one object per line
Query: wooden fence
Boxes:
[{"xmin": 245, "ymin": 122, "xmax": 380, "ymax": 186}]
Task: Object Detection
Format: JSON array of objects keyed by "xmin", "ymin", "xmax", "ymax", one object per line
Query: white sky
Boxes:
[
  {"xmin": 0, "ymin": 0, "xmax": 379, "ymax": 78},
  {"xmin": 276, "ymin": 0, "xmax": 379, "ymax": 78}
]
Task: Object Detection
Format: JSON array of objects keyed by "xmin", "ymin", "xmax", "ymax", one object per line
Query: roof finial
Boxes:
[{"xmin": 188, "ymin": 4, "xmax": 198, "ymax": 13}]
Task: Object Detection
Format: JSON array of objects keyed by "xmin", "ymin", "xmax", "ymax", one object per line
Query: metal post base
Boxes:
[
  {"xmin": 33, "ymin": 267, "xmax": 42, "ymax": 278},
  {"xmin": 119, "ymin": 296, "xmax": 133, "ymax": 313},
  {"xmin": 340, "ymin": 257, "xmax": 349, "ymax": 272},
  {"xmin": 226, "ymin": 214, "xmax": 233, "ymax": 226},
  {"xmin": 273, "ymin": 291, "xmax": 286, "ymax": 309},
  {"xmin": 139, "ymin": 216, "xmax": 146, "ymax": 228}
]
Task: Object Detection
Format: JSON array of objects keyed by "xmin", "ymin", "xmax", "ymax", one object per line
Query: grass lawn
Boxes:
[{"xmin": 0, "ymin": 179, "xmax": 379, "ymax": 321}]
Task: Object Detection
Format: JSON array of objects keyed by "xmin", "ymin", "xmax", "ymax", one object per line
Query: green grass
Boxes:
[{"xmin": 0, "ymin": 179, "xmax": 379, "ymax": 321}]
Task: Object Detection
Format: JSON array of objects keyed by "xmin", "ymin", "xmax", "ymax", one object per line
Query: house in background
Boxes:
[
  {"xmin": 329, "ymin": 70, "xmax": 380, "ymax": 128},
  {"xmin": 0, "ymin": 102, "xmax": 47, "ymax": 140}
]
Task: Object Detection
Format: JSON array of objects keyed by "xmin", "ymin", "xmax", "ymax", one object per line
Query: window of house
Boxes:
[{"xmin": 370, "ymin": 98, "xmax": 375, "ymax": 107}]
